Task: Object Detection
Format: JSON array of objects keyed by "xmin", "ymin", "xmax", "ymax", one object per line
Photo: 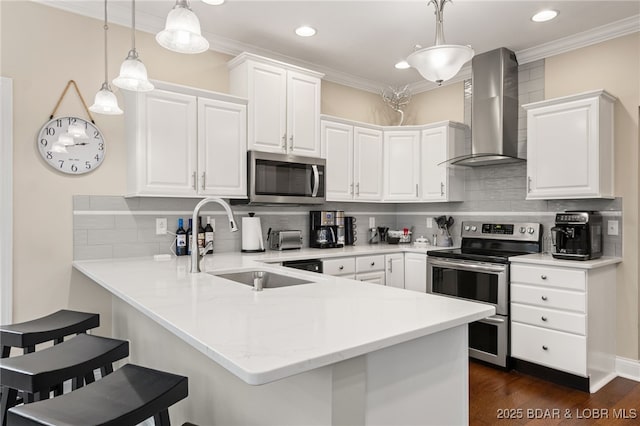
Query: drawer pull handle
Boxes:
[
  {"xmin": 541, "ymin": 316, "xmax": 548, "ymax": 322},
  {"xmin": 371, "ymin": 262, "xmax": 375, "ymax": 266},
  {"xmin": 541, "ymin": 275, "xmax": 547, "ymax": 280},
  {"xmin": 541, "ymin": 296, "xmax": 548, "ymax": 301},
  {"xmin": 542, "ymin": 345, "xmax": 548, "ymax": 351},
  {"xmin": 339, "ymin": 265, "xmax": 344, "ymax": 270}
]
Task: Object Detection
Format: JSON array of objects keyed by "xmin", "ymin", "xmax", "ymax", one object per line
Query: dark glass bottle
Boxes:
[
  {"xmin": 176, "ymin": 218, "xmax": 187, "ymax": 256},
  {"xmin": 186, "ymin": 218, "xmax": 193, "ymax": 255},
  {"xmin": 197, "ymin": 217, "xmax": 205, "ymax": 253},
  {"xmin": 204, "ymin": 216, "xmax": 214, "ymax": 254}
]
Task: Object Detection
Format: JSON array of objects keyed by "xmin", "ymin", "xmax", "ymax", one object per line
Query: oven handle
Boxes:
[
  {"xmin": 479, "ymin": 316, "xmax": 505, "ymax": 325},
  {"xmin": 428, "ymin": 258, "xmax": 507, "ymax": 274}
]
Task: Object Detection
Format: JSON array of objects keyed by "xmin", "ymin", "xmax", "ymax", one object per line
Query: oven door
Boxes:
[
  {"xmin": 426, "ymin": 257, "xmax": 508, "ymax": 315},
  {"xmin": 469, "ymin": 315, "xmax": 508, "ymax": 367}
]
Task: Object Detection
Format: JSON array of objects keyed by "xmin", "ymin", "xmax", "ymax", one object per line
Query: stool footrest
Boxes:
[{"xmin": 8, "ymin": 364, "xmax": 188, "ymax": 426}]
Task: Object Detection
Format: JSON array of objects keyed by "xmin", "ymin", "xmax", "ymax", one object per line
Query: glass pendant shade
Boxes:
[
  {"xmin": 113, "ymin": 50, "xmax": 154, "ymax": 92},
  {"xmin": 89, "ymin": 83, "xmax": 124, "ymax": 115},
  {"xmin": 156, "ymin": 1, "xmax": 209, "ymax": 54},
  {"xmin": 407, "ymin": 44, "xmax": 474, "ymax": 84}
]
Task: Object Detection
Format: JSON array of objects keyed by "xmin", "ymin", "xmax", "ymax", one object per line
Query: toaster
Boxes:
[{"xmin": 269, "ymin": 230, "xmax": 303, "ymax": 250}]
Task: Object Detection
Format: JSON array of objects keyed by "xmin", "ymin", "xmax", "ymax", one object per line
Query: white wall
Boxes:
[{"xmin": 0, "ymin": 77, "xmax": 13, "ymax": 324}]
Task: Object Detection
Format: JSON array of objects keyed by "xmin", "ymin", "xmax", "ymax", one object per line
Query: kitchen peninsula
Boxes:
[{"xmin": 74, "ymin": 252, "xmax": 494, "ymax": 425}]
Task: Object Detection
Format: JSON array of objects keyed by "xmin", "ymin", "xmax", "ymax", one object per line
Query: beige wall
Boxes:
[
  {"xmin": 404, "ymin": 82, "xmax": 465, "ymax": 125},
  {"xmin": 545, "ymin": 33, "xmax": 640, "ymax": 359}
]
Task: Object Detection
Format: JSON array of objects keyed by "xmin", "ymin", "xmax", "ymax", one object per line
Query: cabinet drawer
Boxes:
[
  {"xmin": 322, "ymin": 257, "xmax": 355, "ymax": 276},
  {"xmin": 356, "ymin": 255, "xmax": 385, "ymax": 273},
  {"xmin": 511, "ymin": 322, "xmax": 586, "ymax": 376},
  {"xmin": 511, "ymin": 264, "xmax": 585, "ymax": 291},
  {"xmin": 511, "ymin": 284, "xmax": 586, "ymax": 313},
  {"xmin": 511, "ymin": 303, "xmax": 586, "ymax": 335}
]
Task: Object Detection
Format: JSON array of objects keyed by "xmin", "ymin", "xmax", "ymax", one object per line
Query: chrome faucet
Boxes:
[{"xmin": 190, "ymin": 197, "xmax": 238, "ymax": 273}]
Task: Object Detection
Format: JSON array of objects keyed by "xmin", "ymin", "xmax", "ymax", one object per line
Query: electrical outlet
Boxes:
[
  {"xmin": 607, "ymin": 220, "xmax": 619, "ymax": 236},
  {"xmin": 426, "ymin": 217, "xmax": 433, "ymax": 229},
  {"xmin": 156, "ymin": 218, "xmax": 167, "ymax": 235},
  {"xmin": 369, "ymin": 217, "xmax": 375, "ymax": 228}
]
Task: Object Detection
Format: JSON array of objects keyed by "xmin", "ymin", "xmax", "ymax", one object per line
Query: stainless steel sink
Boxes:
[{"xmin": 212, "ymin": 270, "xmax": 313, "ymax": 290}]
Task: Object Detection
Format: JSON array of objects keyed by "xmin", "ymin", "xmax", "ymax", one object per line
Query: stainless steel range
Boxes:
[{"xmin": 427, "ymin": 221, "xmax": 542, "ymax": 368}]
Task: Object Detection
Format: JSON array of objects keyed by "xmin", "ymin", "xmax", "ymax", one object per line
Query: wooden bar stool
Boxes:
[
  {"xmin": 0, "ymin": 334, "xmax": 129, "ymax": 426},
  {"xmin": 1, "ymin": 310, "xmax": 100, "ymax": 357},
  {"xmin": 7, "ymin": 364, "xmax": 188, "ymax": 426}
]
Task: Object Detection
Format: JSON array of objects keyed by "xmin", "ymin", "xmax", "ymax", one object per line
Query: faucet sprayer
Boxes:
[{"xmin": 190, "ymin": 197, "xmax": 238, "ymax": 273}]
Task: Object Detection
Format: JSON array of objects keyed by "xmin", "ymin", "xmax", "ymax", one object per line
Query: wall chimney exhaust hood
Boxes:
[{"xmin": 448, "ymin": 47, "xmax": 524, "ymax": 167}]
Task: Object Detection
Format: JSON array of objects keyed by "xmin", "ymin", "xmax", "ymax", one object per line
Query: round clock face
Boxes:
[{"xmin": 36, "ymin": 116, "xmax": 105, "ymax": 175}]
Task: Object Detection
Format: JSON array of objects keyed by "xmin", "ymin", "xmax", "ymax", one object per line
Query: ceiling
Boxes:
[{"xmin": 41, "ymin": 1, "xmax": 640, "ymax": 92}]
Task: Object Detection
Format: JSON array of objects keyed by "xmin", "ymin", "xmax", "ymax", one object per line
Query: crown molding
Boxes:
[{"xmin": 32, "ymin": 1, "xmax": 640, "ymax": 95}]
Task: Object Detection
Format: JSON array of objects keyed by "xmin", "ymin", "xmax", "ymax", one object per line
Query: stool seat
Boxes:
[
  {"xmin": 0, "ymin": 334, "xmax": 128, "ymax": 393},
  {"xmin": 1, "ymin": 310, "xmax": 99, "ymax": 352},
  {"xmin": 8, "ymin": 364, "xmax": 189, "ymax": 426}
]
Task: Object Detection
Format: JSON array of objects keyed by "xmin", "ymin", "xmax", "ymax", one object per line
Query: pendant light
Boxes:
[
  {"xmin": 90, "ymin": 0, "xmax": 123, "ymax": 115},
  {"xmin": 113, "ymin": 0, "xmax": 154, "ymax": 92},
  {"xmin": 406, "ymin": 0, "xmax": 474, "ymax": 86},
  {"xmin": 156, "ymin": 0, "xmax": 209, "ymax": 54}
]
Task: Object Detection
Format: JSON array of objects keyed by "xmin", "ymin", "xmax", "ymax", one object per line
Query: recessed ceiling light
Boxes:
[
  {"xmin": 202, "ymin": 0, "xmax": 225, "ymax": 5},
  {"xmin": 295, "ymin": 26, "xmax": 317, "ymax": 37},
  {"xmin": 531, "ymin": 10, "xmax": 558, "ymax": 23},
  {"xmin": 395, "ymin": 60, "xmax": 410, "ymax": 70}
]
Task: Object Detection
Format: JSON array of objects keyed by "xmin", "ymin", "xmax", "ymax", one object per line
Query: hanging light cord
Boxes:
[
  {"xmin": 101, "ymin": 0, "xmax": 109, "ymax": 89},
  {"xmin": 130, "ymin": 0, "xmax": 137, "ymax": 54}
]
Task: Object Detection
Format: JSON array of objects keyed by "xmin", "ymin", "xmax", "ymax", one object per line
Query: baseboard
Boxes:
[{"xmin": 616, "ymin": 356, "xmax": 640, "ymax": 382}]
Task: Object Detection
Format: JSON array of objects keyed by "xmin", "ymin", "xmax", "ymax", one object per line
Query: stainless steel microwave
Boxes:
[{"xmin": 247, "ymin": 151, "xmax": 325, "ymax": 204}]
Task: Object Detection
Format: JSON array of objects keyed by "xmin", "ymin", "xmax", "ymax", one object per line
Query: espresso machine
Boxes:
[
  {"xmin": 310, "ymin": 211, "xmax": 343, "ymax": 248},
  {"xmin": 551, "ymin": 211, "xmax": 603, "ymax": 260}
]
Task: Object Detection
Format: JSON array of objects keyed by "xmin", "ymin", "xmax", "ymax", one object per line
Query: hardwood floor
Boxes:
[{"xmin": 469, "ymin": 361, "xmax": 640, "ymax": 425}]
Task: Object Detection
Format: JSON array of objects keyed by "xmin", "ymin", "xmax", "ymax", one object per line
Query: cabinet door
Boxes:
[
  {"xmin": 133, "ymin": 89, "xmax": 197, "ymax": 196},
  {"xmin": 384, "ymin": 130, "xmax": 420, "ymax": 201},
  {"xmin": 404, "ymin": 253, "xmax": 427, "ymax": 292},
  {"xmin": 385, "ymin": 253, "xmax": 405, "ymax": 289},
  {"xmin": 322, "ymin": 121, "xmax": 354, "ymax": 201},
  {"xmin": 420, "ymin": 126, "xmax": 448, "ymax": 201},
  {"xmin": 356, "ymin": 271, "xmax": 386, "ymax": 286},
  {"xmin": 198, "ymin": 98, "xmax": 247, "ymax": 197},
  {"xmin": 287, "ymin": 71, "xmax": 321, "ymax": 157},
  {"xmin": 526, "ymin": 98, "xmax": 599, "ymax": 199},
  {"xmin": 247, "ymin": 61, "xmax": 287, "ymax": 153},
  {"xmin": 354, "ymin": 127, "xmax": 384, "ymax": 201}
]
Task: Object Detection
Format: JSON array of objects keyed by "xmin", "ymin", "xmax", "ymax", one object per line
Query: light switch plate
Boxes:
[
  {"xmin": 426, "ymin": 217, "xmax": 433, "ymax": 228},
  {"xmin": 607, "ymin": 220, "xmax": 619, "ymax": 236}
]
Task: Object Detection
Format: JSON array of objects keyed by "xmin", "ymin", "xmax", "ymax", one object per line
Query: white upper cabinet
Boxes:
[
  {"xmin": 321, "ymin": 117, "xmax": 383, "ymax": 202},
  {"xmin": 523, "ymin": 90, "xmax": 616, "ymax": 200},
  {"xmin": 420, "ymin": 122, "xmax": 467, "ymax": 202},
  {"xmin": 124, "ymin": 81, "xmax": 247, "ymax": 198},
  {"xmin": 229, "ymin": 53, "xmax": 323, "ymax": 157},
  {"xmin": 384, "ymin": 130, "xmax": 421, "ymax": 201}
]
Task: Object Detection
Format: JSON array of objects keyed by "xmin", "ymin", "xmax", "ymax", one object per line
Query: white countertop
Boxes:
[
  {"xmin": 508, "ymin": 253, "xmax": 622, "ymax": 269},
  {"xmin": 73, "ymin": 249, "xmax": 493, "ymax": 385}
]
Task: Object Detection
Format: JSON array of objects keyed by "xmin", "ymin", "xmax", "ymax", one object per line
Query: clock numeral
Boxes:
[
  {"xmin": 45, "ymin": 127, "xmax": 55, "ymax": 136},
  {"xmin": 55, "ymin": 119, "xmax": 63, "ymax": 127},
  {"xmin": 70, "ymin": 164, "xmax": 78, "ymax": 173},
  {"xmin": 58, "ymin": 160, "xmax": 64, "ymax": 168},
  {"xmin": 98, "ymin": 142, "xmax": 104, "ymax": 151},
  {"xmin": 94, "ymin": 154, "xmax": 100, "ymax": 162},
  {"xmin": 93, "ymin": 130, "xmax": 101, "ymax": 139},
  {"xmin": 85, "ymin": 161, "xmax": 92, "ymax": 170},
  {"xmin": 67, "ymin": 117, "xmax": 77, "ymax": 125},
  {"xmin": 40, "ymin": 138, "xmax": 48, "ymax": 147},
  {"xmin": 46, "ymin": 151, "xmax": 52, "ymax": 159}
]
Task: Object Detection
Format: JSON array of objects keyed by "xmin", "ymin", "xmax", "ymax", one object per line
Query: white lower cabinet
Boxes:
[
  {"xmin": 385, "ymin": 253, "xmax": 405, "ymax": 289},
  {"xmin": 322, "ymin": 257, "xmax": 356, "ymax": 279},
  {"xmin": 510, "ymin": 261, "xmax": 617, "ymax": 392},
  {"xmin": 356, "ymin": 255, "xmax": 386, "ymax": 285},
  {"xmin": 404, "ymin": 253, "xmax": 427, "ymax": 293},
  {"xmin": 124, "ymin": 81, "xmax": 247, "ymax": 198}
]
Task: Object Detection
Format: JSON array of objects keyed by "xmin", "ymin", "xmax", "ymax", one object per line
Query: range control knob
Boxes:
[
  {"xmin": 471, "ymin": 226, "xmax": 477, "ymax": 232},
  {"xmin": 519, "ymin": 227, "xmax": 526, "ymax": 234},
  {"xmin": 528, "ymin": 227, "xmax": 535, "ymax": 234},
  {"xmin": 464, "ymin": 225, "xmax": 470, "ymax": 231}
]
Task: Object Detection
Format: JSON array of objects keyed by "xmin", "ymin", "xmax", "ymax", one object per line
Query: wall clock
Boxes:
[{"xmin": 37, "ymin": 116, "xmax": 105, "ymax": 174}]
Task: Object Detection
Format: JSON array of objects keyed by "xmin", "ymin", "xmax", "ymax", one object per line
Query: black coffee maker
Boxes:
[
  {"xmin": 310, "ymin": 211, "xmax": 343, "ymax": 248},
  {"xmin": 551, "ymin": 211, "xmax": 603, "ymax": 260}
]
